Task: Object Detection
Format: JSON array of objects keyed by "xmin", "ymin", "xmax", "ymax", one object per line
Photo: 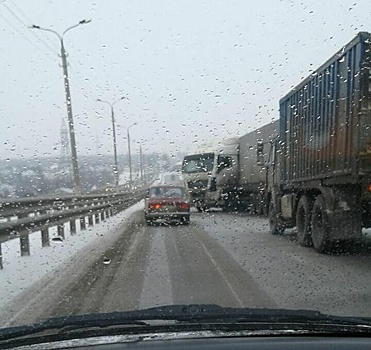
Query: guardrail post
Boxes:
[
  {"xmin": 70, "ymin": 219, "xmax": 76, "ymax": 235},
  {"xmin": 57, "ymin": 224, "xmax": 65, "ymax": 239},
  {"xmin": 80, "ymin": 217, "xmax": 86, "ymax": 230},
  {"xmin": 0, "ymin": 244, "xmax": 3, "ymax": 269},
  {"xmin": 20, "ymin": 233, "xmax": 30, "ymax": 256},
  {"xmin": 41, "ymin": 227, "xmax": 50, "ymax": 247},
  {"xmin": 88, "ymin": 215, "xmax": 94, "ymax": 226},
  {"xmin": 95, "ymin": 213, "xmax": 100, "ymax": 224}
]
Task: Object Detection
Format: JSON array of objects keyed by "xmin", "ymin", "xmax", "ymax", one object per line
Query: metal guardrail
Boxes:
[{"xmin": 0, "ymin": 189, "xmax": 147, "ymax": 269}]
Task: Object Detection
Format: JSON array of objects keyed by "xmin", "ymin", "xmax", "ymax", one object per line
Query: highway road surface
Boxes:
[{"xmin": 2, "ymin": 207, "xmax": 371, "ymax": 327}]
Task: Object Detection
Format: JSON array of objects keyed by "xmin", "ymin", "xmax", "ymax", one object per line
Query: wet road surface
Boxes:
[{"xmin": 2, "ymin": 208, "xmax": 371, "ymax": 327}]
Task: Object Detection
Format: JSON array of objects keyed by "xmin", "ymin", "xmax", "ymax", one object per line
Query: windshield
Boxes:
[
  {"xmin": 182, "ymin": 154, "xmax": 214, "ymax": 173},
  {"xmin": 1, "ymin": 0, "xmax": 371, "ymax": 341}
]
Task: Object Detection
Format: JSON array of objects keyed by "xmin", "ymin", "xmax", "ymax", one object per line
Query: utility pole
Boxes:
[
  {"xmin": 127, "ymin": 128, "xmax": 132, "ymax": 185},
  {"xmin": 120, "ymin": 123, "xmax": 137, "ymax": 187},
  {"xmin": 60, "ymin": 39, "xmax": 80, "ymax": 192},
  {"xmin": 31, "ymin": 20, "xmax": 91, "ymax": 193},
  {"xmin": 97, "ymin": 97, "xmax": 128, "ymax": 187},
  {"xmin": 139, "ymin": 144, "xmax": 143, "ymax": 183},
  {"xmin": 59, "ymin": 118, "xmax": 70, "ymax": 172}
]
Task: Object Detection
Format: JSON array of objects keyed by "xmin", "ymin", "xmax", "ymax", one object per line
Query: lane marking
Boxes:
[
  {"xmin": 139, "ymin": 227, "xmax": 173, "ymax": 309},
  {"xmin": 198, "ymin": 239, "xmax": 243, "ymax": 307}
]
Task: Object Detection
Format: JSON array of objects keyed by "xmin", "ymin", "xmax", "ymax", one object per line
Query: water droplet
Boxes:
[{"xmin": 51, "ymin": 236, "xmax": 64, "ymax": 243}]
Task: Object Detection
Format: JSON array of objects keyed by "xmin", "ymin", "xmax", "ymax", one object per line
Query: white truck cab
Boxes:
[{"xmin": 182, "ymin": 138, "xmax": 239, "ymax": 211}]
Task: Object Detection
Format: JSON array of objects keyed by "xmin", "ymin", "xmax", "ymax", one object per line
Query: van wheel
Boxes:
[
  {"xmin": 296, "ymin": 195, "xmax": 313, "ymax": 247},
  {"xmin": 311, "ymin": 195, "xmax": 330, "ymax": 253},
  {"xmin": 268, "ymin": 200, "xmax": 284, "ymax": 235}
]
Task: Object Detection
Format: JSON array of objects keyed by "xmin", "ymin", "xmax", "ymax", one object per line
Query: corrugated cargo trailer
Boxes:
[
  {"xmin": 279, "ymin": 32, "xmax": 371, "ymax": 184},
  {"xmin": 266, "ymin": 32, "xmax": 371, "ymax": 253}
]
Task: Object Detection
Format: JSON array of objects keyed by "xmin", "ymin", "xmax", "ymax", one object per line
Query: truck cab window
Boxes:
[
  {"xmin": 217, "ymin": 156, "xmax": 231, "ymax": 172},
  {"xmin": 268, "ymin": 142, "xmax": 276, "ymax": 166}
]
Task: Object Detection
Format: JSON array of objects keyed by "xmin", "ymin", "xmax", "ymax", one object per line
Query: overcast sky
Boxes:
[{"xmin": 0, "ymin": 0, "xmax": 370, "ymax": 160}]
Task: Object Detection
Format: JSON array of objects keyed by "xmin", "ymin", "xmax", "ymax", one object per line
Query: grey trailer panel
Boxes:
[{"xmin": 238, "ymin": 121, "xmax": 279, "ymax": 190}]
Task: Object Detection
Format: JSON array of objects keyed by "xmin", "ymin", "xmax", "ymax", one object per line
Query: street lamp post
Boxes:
[
  {"xmin": 31, "ymin": 20, "xmax": 91, "ymax": 193},
  {"xmin": 120, "ymin": 123, "xmax": 137, "ymax": 186},
  {"xmin": 97, "ymin": 97, "xmax": 128, "ymax": 187},
  {"xmin": 139, "ymin": 144, "xmax": 144, "ymax": 183}
]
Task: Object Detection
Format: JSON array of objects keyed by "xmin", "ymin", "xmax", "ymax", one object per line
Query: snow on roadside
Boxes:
[{"xmin": 0, "ymin": 201, "xmax": 144, "ymax": 310}]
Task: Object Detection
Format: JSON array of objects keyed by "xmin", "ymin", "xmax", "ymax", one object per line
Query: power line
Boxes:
[
  {"xmin": 0, "ymin": 10, "xmax": 56, "ymax": 60},
  {"xmin": 2, "ymin": 0, "xmax": 57, "ymax": 54},
  {"xmin": 6, "ymin": 0, "xmax": 34, "ymax": 24},
  {"xmin": 8, "ymin": 0, "xmax": 58, "ymax": 54},
  {"xmin": 1, "ymin": 0, "xmax": 58, "ymax": 55}
]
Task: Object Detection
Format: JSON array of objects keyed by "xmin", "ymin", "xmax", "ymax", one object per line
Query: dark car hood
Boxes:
[{"xmin": 1, "ymin": 304, "xmax": 371, "ymax": 349}]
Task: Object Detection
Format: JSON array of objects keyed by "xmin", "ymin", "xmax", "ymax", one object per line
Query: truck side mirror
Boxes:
[
  {"xmin": 216, "ymin": 163, "xmax": 226, "ymax": 174},
  {"xmin": 217, "ymin": 156, "xmax": 232, "ymax": 173},
  {"xmin": 257, "ymin": 142, "xmax": 265, "ymax": 166}
]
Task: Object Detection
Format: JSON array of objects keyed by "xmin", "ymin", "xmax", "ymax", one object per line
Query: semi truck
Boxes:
[
  {"xmin": 182, "ymin": 138, "xmax": 239, "ymax": 211},
  {"xmin": 262, "ymin": 32, "xmax": 371, "ymax": 252},
  {"xmin": 182, "ymin": 122, "xmax": 278, "ymax": 212}
]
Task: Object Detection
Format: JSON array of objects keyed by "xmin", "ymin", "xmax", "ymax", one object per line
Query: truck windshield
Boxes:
[{"xmin": 182, "ymin": 154, "xmax": 214, "ymax": 173}]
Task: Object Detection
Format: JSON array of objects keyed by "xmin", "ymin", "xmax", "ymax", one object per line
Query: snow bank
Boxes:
[{"xmin": 0, "ymin": 201, "xmax": 144, "ymax": 309}]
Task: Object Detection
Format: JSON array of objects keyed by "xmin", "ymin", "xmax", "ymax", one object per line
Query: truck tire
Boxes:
[
  {"xmin": 311, "ymin": 195, "xmax": 330, "ymax": 253},
  {"xmin": 195, "ymin": 203, "xmax": 205, "ymax": 212},
  {"xmin": 256, "ymin": 193, "xmax": 263, "ymax": 215},
  {"xmin": 223, "ymin": 191, "xmax": 240, "ymax": 212},
  {"xmin": 296, "ymin": 195, "xmax": 313, "ymax": 247},
  {"xmin": 262, "ymin": 195, "xmax": 269, "ymax": 217},
  {"xmin": 223, "ymin": 195, "xmax": 233, "ymax": 212},
  {"xmin": 268, "ymin": 200, "xmax": 284, "ymax": 235}
]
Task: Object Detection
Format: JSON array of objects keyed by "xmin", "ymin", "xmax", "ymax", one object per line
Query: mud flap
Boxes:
[
  {"xmin": 326, "ymin": 189, "xmax": 362, "ymax": 242},
  {"xmin": 327, "ymin": 209, "xmax": 362, "ymax": 241}
]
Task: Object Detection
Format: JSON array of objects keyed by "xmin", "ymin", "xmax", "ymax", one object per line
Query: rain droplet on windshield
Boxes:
[
  {"xmin": 103, "ymin": 257, "xmax": 111, "ymax": 265},
  {"xmin": 51, "ymin": 236, "xmax": 64, "ymax": 243}
]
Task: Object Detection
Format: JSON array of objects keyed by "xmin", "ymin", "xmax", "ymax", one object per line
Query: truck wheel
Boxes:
[
  {"xmin": 225, "ymin": 197, "xmax": 239, "ymax": 212},
  {"xmin": 262, "ymin": 195, "xmax": 269, "ymax": 217},
  {"xmin": 256, "ymin": 193, "xmax": 263, "ymax": 215},
  {"xmin": 268, "ymin": 200, "xmax": 284, "ymax": 235},
  {"xmin": 296, "ymin": 195, "xmax": 313, "ymax": 247},
  {"xmin": 195, "ymin": 203, "xmax": 205, "ymax": 212},
  {"xmin": 223, "ymin": 196, "xmax": 232, "ymax": 212},
  {"xmin": 311, "ymin": 195, "xmax": 330, "ymax": 253}
]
